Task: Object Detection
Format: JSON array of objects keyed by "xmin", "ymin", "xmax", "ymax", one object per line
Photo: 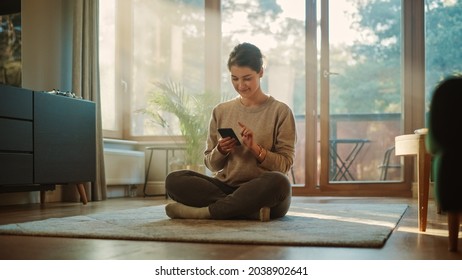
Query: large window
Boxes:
[
  {"xmin": 99, "ymin": 0, "xmax": 205, "ymax": 139},
  {"xmin": 99, "ymin": 0, "xmax": 462, "ymax": 196},
  {"xmin": 322, "ymin": 0, "xmax": 403, "ymax": 186},
  {"xmin": 100, "ymin": 0, "xmax": 305, "ymax": 140}
]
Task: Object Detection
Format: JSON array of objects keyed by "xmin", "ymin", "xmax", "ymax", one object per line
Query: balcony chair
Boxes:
[
  {"xmin": 378, "ymin": 145, "xmax": 401, "ymax": 181},
  {"xmin": 425, "ymin": 76, "xmax": 462, "ymax": 252}
]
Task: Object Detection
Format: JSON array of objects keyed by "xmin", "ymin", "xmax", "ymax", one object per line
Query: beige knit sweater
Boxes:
[{"xmin": 204, "ymin": 96, "xmax": 297, "ymax": 186}]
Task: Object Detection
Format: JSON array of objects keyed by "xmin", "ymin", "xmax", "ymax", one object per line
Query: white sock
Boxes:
[{"xmin": 165, "ymin": 202, "xmax": 211, "ymax": 219}]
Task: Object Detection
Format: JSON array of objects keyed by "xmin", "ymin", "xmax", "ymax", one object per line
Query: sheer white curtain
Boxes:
[{"xmin": 71, "ymin": 0, "xmax": 107, "ymax": 201}]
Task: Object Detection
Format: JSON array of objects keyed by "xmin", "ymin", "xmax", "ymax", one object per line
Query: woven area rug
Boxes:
[{"xmin": 0, "ymin": 203, "xmax": 407, "ymax": 248}]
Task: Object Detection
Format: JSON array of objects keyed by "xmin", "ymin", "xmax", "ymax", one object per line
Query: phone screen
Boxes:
[{"xmin": 218, "ymin": 128, "xmax": 241, "ymax": 145}]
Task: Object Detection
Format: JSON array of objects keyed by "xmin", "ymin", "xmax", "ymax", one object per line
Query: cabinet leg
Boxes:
[
  {"xmin": 40, "ymin": 190, "xmax": 46, "ymax": 204},
  {"xmin": 448, "ymin": 211, "xmax": 460, "ymax": 252},
  {"xmin": 76, "ymin": 183, "xmax": 88, "ymax": 205}
]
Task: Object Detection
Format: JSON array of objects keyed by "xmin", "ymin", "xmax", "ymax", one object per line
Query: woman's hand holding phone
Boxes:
[{"xmin": 218, "ymin": 128, "xmax": 240, "ymax": 154}]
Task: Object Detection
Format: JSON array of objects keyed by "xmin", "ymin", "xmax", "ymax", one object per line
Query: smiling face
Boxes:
[{"xmin": 230, "ymin": 65, "xmax": 263, "ymax": 99}]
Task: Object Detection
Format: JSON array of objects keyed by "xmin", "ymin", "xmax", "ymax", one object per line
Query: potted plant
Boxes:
[{"xmin": 140, "ymin": 80, "xmax": 218, "ymax": 173}]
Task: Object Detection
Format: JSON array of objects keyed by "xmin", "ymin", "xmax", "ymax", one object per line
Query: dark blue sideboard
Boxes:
[{"xmin": 0, "ymin": 84, "xmax": 96, "ymax": 200}]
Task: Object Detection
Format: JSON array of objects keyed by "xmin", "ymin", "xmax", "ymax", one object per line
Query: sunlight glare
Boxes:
[
  {"xmin": 397, "ymin": 226, "xmax": 453, "ymax": 237},
  {"xmin": 288, "ymin": 210, "xmax": 397, "ymax": 228}
]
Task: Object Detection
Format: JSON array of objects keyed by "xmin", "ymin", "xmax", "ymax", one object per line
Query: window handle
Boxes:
[{"xmin": 323, "ymin": 70, "xmax": 340, "ymax": 78}]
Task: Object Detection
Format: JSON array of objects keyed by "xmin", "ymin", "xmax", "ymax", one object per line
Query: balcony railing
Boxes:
[{"xmin": 293, "ymin": 113, "xmax": 402, "ymax": 183}]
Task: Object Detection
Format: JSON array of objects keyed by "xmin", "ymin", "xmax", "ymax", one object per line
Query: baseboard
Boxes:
[
  {"xmin": 142, "ymin": 181, "xmax": 166, "ymax": 196},
  {"xmin": 0, "ymin": 185, "xmax": 63, "ymax": 205},
  {"xmin": 0, "ymin": 192, "xmax": 41, "ymax": 206},
  {"xmin": 107, "ymin": 181, "xmax": 165, "ymax": 198}
]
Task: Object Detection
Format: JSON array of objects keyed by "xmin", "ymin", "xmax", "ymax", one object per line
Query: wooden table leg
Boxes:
[
  {"xmin": 395, "ymin": 133, "xmax": 432, "ymax": 232},
  {"xmin": 76, "ymin": 183, "xmax": 88, "ymax": 205},
  {"xmin": 417, "ymin": 150, "xmax": 431, "ymax": 232}
]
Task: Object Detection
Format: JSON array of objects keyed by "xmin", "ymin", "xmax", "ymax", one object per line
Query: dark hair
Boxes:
[
  {"xmin": 227, "ymin": 42, "xmax": 264, "ymax": 72},
  {"xmin": 429, "ymin": 75, "xmax": 462, "ymax": 148}
]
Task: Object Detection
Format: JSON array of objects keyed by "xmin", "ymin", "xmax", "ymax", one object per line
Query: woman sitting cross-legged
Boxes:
[{"xmin": 164, "ymin": 42, "xmax": 297, "ymax": 221}]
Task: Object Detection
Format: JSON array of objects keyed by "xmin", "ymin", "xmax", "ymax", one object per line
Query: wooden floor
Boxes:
[{"xmin": 0, "ymin": 196, "xmax": 460, "ymax": 260}]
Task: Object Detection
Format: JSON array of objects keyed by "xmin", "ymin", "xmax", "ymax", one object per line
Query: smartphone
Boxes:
[{"xmin": 218, "ymin": 128, "xmax": 241, "ymax": 145}]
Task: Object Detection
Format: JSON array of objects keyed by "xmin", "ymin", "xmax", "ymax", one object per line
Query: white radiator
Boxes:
[{"xmin": 104, "ymin": 148, "xmax": 145, "ymax": 185}]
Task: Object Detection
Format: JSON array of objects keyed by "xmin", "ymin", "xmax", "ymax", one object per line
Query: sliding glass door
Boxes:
[
  {"xmin": 220, "ymin": 0, "xmax": 413, "ymax": 196},
  {"xmin": 305, "ymin": 0, "xmax": 411, "ymax": 196},
  {"xmin": 323, "ymin": 0, "xmax": 404, "ymax": 180}
]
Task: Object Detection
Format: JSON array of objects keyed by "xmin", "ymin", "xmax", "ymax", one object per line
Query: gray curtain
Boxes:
[{"xmin": 70, "ymin": 0, "xmax": 107, "ymax": 201}]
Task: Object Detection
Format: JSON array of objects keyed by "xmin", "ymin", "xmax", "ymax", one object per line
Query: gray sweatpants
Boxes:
[{"xmin": 165, "ymin": 170, "xmax": 292, "ymax": 220}]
